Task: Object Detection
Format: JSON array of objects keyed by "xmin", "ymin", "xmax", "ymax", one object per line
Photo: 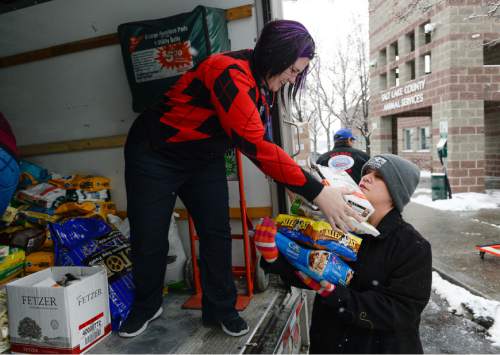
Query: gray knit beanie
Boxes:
[{"xmin": 361, "ymin": 154, "xmax": 420, "ymax": 212}]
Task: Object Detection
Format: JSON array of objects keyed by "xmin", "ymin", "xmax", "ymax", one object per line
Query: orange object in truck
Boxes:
[
  {"xmin": 24, "ymin": 251, "xmax": 55, "ymax": 273},
  {"xmin": 49, "ymin": 175, "xmax": 111, "ymax": 192},
  {"xmin": 93, "ymin": 201, "xmax": 117, "ymax": 219},
  {"xmin": 55, "ymin": 201, "xmax": 96, "ymax": 215},
  {"xmin": 42, "ymin": 229, "xmax": 53, "ymax": 249}
]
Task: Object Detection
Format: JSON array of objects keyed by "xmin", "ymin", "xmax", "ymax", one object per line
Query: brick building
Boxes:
[
  {"xmin": 291, "ymin": 121, "xmax": 313, "ymax": 167},
  {"xmin": 369, "ymin": 0, "xmax": 500, "ymax": 192}
]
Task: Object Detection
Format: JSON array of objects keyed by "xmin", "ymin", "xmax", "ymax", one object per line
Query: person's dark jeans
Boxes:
[{"xmin": 124, "ymin": 115, "xmax": 237, "ymax": 322}]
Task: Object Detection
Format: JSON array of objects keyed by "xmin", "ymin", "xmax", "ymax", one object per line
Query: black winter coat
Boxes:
[
  {"xmin": 316, "ymin": 144, "xmax": 369, "ymax": 183},
  {"xmin": 262, "ymin": 209, "xmax": 432, "ymax": 354}
]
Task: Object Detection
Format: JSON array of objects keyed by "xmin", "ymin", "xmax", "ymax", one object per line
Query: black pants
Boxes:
[{"xmin": 124, "ymin": 115, "xmax": 237, "ymax": 322}]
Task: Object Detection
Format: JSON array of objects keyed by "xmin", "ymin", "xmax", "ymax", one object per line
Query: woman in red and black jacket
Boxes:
[
  {"xmin": 120, "ymin": 20, "xmax": 359, "ymax": 338},
  {"xmin": 0, "ymin": 112, "xmax": 19, "ymax": 216}
]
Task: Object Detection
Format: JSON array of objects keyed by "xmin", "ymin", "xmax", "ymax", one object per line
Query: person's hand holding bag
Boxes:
[{"xmin": 313, "ymin": 185, "xmax": 361, "ymax": 233}]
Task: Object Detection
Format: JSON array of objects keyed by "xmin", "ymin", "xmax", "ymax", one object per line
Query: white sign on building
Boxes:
[{"xmin": 381, "ymin": 79, "xmax": 426, "ymax": 111}]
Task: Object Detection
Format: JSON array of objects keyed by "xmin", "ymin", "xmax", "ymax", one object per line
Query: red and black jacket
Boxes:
[
  {"xmin": 0, "ymin": 113, "xmax": 18, "ymax": 160},
  {"xmin": 145, "ymin": 49, "xmax": 323, "ymax": 202}
]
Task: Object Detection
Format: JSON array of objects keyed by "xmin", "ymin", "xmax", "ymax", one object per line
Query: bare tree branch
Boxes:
[
  {"xmin": 392, "ymin": 0, "xmax": 443, "ymax": 22},
  {"xmin": 290, "ymin": 59, "xmax": 324, "ymax": 153},
  {"xmin": 466, "ymin": 1, "xmax": 500, "ymax": 46}
]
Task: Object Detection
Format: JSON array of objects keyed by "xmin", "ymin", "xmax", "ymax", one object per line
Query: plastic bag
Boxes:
[
  {"xmin": 107, "ymin": 214, "xmax": 130, "ymax": 239},
  {"xmin": 117, "ymin": 5, "xmax": 230, "ymax": 112},
  {"xmin": 164, "ymin": 213, "xmax": 186, "ymax": 289}
]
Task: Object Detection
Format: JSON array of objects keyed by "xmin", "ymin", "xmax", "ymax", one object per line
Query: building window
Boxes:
[
  {"xmin": 421, "ymin": 21, "xmax": 432, "ymax": 44},
  {"xmin": 403, "ymin": 128, "xmax": 413, "ymax": 151},
  {"xmin": 407, "ymin": 60, "xmax": 416, "ymax": 80},
  {"xmin": 379, "ymin": 72, "xmax": 387, "ymax": 90},
  {"xmin": 390, "ymin": 41, "xmax": 399, "ymax": 62},
  {"xmin": 406, "ymin": 31, "xmax": 416, "ymax": 52},
  {"xmin": 389, "ymin": 67, "xmax": 400, "ymax": 87},
  {"xmin": 424, "ymin": 53, "xmax": 431, "ymax": 74},
  {"xmin": 419, "ymin": 127, "xmax": 430, "ymax": 150},
  {"xmin": 484, "ymin": 41, "xmax": 500, "ymax": 65},
  {"xmin": 379, "ymin": 48, "xmax": 387, "ymax": 66}
]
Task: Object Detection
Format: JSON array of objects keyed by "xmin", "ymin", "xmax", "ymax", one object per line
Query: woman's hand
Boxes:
[{"xmin": 313, "ymin": 185, "xmax": 361, "ymax": 233}]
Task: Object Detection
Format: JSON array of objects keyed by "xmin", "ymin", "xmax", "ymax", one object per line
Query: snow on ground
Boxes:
[
  {"xmin": 432, "ymin": 272, "xmax": 500, "ymax": 347},
  {"xmin": 420, "ymin": 170, "xmax": 432, "ymax": 178},
  {"xmin": 472, "ymin": 218, "xmax": 500, "ymax": 230},
  {"xmin": 412, "ymin": 190, "xmax": 500, "ymax": 211}
]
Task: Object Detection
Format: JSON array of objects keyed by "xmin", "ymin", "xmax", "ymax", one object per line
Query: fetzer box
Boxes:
[{"xmin": 6, "ymin": 266, "xmax": 111, "ymax": 354}]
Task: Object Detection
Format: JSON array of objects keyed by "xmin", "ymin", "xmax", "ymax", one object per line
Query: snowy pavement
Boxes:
[
  {"xmin": 404, "ymin": 171, "xmax": 500, "ymax": 348},
  {"xmin": 431, "ymin": 272, "xmax": 500, "ymax": 348},
  {"xmin": 421, "ymin": 284, "xmax": 500, "ymax": 353}
]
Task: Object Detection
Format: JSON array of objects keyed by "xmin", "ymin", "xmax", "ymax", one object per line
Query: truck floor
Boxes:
[{"xmin": 90, "ymin": 287, "xmax": 284, "ymax": 354}]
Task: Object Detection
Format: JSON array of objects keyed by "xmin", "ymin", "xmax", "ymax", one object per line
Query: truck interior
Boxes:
[{"xmin": 0, "ymin": 0, "xmax": 311, "ymax": 353}]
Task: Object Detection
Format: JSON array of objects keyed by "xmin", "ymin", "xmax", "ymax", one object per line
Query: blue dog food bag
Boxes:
[
  {"xmin": 50, "ymin": 217, "xmax": 134, "ymax": 330},
  {"xmin": 275, "ymin": 232, "xmax": 354, "ymax": 286}
]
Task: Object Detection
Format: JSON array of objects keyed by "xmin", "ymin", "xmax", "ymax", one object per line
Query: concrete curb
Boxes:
[{"xmin": 432, "ymin": 265, "xmax": 492, "ymax": 300}]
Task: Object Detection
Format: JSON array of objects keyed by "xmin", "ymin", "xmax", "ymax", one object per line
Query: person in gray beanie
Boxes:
[
  {"xmin": 361, "ymin": 153, "xmax": 420, "ymax": 212},
  {"xmin": 258, "ymin": 154, "xmax": 432, "ymax": 354}
]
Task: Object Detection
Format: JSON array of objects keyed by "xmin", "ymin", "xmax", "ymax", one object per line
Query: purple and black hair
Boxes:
[{"xmin": 253, "ymin": 19, "xmax": 315, "ymax": 102}]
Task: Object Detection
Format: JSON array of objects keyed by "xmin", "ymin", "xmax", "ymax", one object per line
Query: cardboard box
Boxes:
[{"xmin": 6, "ymin": 266, "xmax": 111, "ymax": 354}]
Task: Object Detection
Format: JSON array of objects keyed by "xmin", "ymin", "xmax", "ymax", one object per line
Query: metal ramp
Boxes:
[{"xmin": 89, "ymin": 286, "xmax": 286, "ymax": 354}]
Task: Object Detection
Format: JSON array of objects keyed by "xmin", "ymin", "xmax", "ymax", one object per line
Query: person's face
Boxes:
[
  {"xmin": 265, "ymin": 57, "xmax": 310, "ymax": 92},
  {"xmin": 359, "ymin": 169, "xmax": 393, "ymax": 208}
]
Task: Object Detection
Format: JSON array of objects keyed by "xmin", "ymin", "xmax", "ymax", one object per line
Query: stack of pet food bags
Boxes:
[
  {"xmin": 273, "ymin": 157, "xmax": 380, "ymax": 287},
  {"xmin": 0, "ymin": 160, "xmax": 133, "ymax": 330},
  {"xmin": 0, "ymin": 161, "xmax": 116, "ymax": 281}
]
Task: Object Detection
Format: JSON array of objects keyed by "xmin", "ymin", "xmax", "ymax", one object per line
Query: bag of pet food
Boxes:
[
  {"xmin": 275, "ymin": 232, "xmax": 354, "ymax": 286},
  {"xmin": 316, "ymin": 162, "xmax": 374, "ymax": 220},
  {"xmin": 8, "ymin": 227, "xmax": 46, "ymax": 254},
  {"xmin": 18, "ymin": 160, "xmax": 50, "ymax": 189},
  {"xmin": 274, "ymin": 214, "xmax": 362, "ymax": 261},
  {"xmin": 50, "ymin": 216, "xmax": 133, "ymax": 330},
  {"xmin": 49, "ymin": 175, "xmax": 111, "ymax": 192},
  {"xmin": 24, "ymin": 251, "xmax": 54, "ymax": 274},
  {"xmin": 291, "ymin": 194, "xmax": 380, "ymax": 235},
  {"xmin": 0, "ymin": 248, "xmax": 25, "ymax": 285},
  {"xmin": 16, "ymin": 183, "xmax": 66, "ymax": 210},
  {"xmin": 65, "ymin": 189, "xmax": 111, "ymax": 203}
]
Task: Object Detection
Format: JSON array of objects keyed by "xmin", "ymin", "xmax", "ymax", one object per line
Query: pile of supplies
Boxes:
[
  {"xmin": 0, "ymin": 160, "xmax": 135, "ymax": 351},
  {"xmin": 272, "ymin": 157, "xmax": 380, "ymax": 287}
]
